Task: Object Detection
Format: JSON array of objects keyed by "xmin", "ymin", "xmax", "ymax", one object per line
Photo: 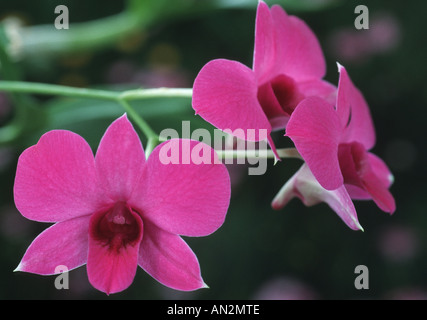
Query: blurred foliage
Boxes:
[{"xmin": 0, "ymin": 0, "xmax": 426, "ymax": 300}]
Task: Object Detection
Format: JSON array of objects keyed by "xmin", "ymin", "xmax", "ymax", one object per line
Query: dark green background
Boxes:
[{"xmin": 0, "ymin": 0, "xmax": 425, "ymax": 299}]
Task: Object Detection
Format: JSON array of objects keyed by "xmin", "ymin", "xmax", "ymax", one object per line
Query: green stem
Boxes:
[
  {"xmin": 0, "ymin": 81, "xmax": 119, "ymax": 100},
  {"xmin": 144, "ymin": 136, "xmax": 160, "ymax": 159},
  {"xmin": 0, "ymin": 80, "xmax": 163, "ymax": 143},
  {"xmin": 116, "ymin": 98, "xmax": 158, "ymax": 141},
  {"xmin": 0, "ymin": 80, "xmax": 302, "ymax": 162},
  {"xmin": 216, "ymin": 148, "xmax": 302, "ymax": 160},
  {"xmin": 120, "ymin": 88, "xmax": 193, "ymax": 101},
  {"xmin": 0, "ymin": 81, "xmax": 193, "ymax": 102}
]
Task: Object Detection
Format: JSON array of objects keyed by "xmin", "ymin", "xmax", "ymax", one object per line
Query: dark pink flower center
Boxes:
[
  {"xmin": 257, "ymin": 74, "xmax": 304, "ymax": 122},
  {"xmin": 338, "ymin": 142, "xmax": 396, "ymax": 213},
  {"xmin": 338, "ymin": 141, "xmax": 369, "ymax": 188},
  {"xmin": 90, "ymin": 202, "xmax": 143, "ymax": 252}
]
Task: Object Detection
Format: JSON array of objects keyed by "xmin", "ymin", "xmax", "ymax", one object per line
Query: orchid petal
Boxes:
[
  {"xmin": 271, "ymin": 167, "xmax": 300, "ymax": 211},
  {"xmin": 192, "ymin": 59, "xmax": 272, "ymax": 142},
  {"xmin": 87, "ymin": 208, "xmax": 143, "ymax": 295},
  {"xmin": 361, "ymin": 169, "xmax": 396, "ymax": 214},
  {"xmin": 253, "ymin": 1, "xmax": 276, "ymax": 84},
  {"xmin": 339, "ymin": 142, "xmax": 395, "ymax": 213},
  {"xmin": 360, "ymin": 152, "xmax": 396, "ymax": 214},
  {"xmin": 368, "ymin": 152, "xmax": 394, "ymax": 188},
  {"xmin": 131, "ymin": 139, "xmax": 230, "ymax": 237},
  {"xmin": 14, "ymin": 130, "xmax": 101, "ymax": 222},
  {"xmin": 272, "ymin": 164, "xmax": 362, "ymax": 231},
  {"xmin": 345, "ymin": 184, "xmax": 371, "ymax": 200},
  {"xmin": 15, "ymin": 215, "xmax": 90, "ymax": 274},
  {"xmin": 139, "ymin": 221, "xmax": 205, "ymax": 291},
  {"xmin": 337, "ymin": 64, "xmax": 376, "ymax": 149},
  {"xmin": 286, "ymin": 96, "xmax": 343, "ymax": 190},
  {"xmin": 95, "ymin": 114, "xmax": 145, "ymax": 203},
  {"xmin": 298, "ymin": 79, "xmax": 337, "ymax": 106},
  {"xmin": 270, "ymin": 5, "xmax": 326, "ymax": 81}
]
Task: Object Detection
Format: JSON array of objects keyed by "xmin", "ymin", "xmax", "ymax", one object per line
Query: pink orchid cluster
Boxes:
[
  {"xmin": 192, "ymin": 1, "xmax": 395, "ymax": 231},
  {"xmin": 13, "ymin": 1, "xmax": 395, "ymax": 295}
]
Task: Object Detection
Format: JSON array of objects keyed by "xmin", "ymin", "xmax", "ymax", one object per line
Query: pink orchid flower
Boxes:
[
  {"xmin": 13, "ymin": 114, "xmax": 230, "ymax": 294},
  {"xmin": 192, "ymin": 1, "xmax": 336, "ymax": 155},
  {"xmin": 285, "ymin": 64, "xmax": 395, "ymax": 215},
  {"xmin": 272, "ymin": 164, "xmax": 363, "ymax": 231}
]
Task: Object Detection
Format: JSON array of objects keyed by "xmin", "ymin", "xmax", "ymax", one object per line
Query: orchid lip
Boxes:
[{"xmin": 89, "ymin": 202, "xmax": 143, "ymax": 252}]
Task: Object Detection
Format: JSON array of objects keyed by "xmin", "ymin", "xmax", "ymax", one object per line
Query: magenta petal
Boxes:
[
  {"xmin": 321, "ymin": 185, "xmax": 363, "ymax": 231},
  {"xmin": 286, "ymin": 97, "xmax": 343, "ymax": 190},
  {"xmin": 362, "ymin": 169, "xmax": 396, "ymax": 214},
  {"xmin": 253, "ymin": 1, "xmax": 276, "ymax": 84},
  {"xmin": 87, "ymin": 208, "xmax": 143, "ymax": 295},
  {"xmin": 368, "ymin": 153, "xmax": 394, "ymax": 188},
  {"xmin": 139, "ymin": 221, "xmax": 205, "ymax": 291},
  {"xmin": 270, "ymin": 5, "xmax": 326, "ymax": 81},
  {"xmin": 131, "ymin": 139, "xmax": 230, "ymax": 237},
  {"xmin": 16, "ymin": 215, "xmax": 90, "ymax": 274},
  {"xmin": 337, "ymin": 64, "xmax": 376, "ymax": 149},
  {"xmin": 271, "ymin": 166, "xmax": 301, "ymax": 211},
  {"xmin": 346, "ymin": 184, "xmax": 372, "ymax": 200},
  {"xmin": 360, "ymin": 153, "xmax": 395, "ymax": 214},
  {"xmin": 192, "ymin": 59, "xmax": 272, "ymax": 141},
  {"xmin": 272, "ymin": 164, "xmax": 363, "ymax": 231},
  {"xmin": 298, "ymin": 79, "xmax": 337, "ymax": 106},
  {"xmin": 14, "ymin": 130, "xmax": 101, "ymax": 222},
  {"xmin": 339, "ymin": 143, "xmax": 395, "ymax": 213},
  {"xmin": 95, "ymin": 114, "xmax": 146, "ymax": 202}
]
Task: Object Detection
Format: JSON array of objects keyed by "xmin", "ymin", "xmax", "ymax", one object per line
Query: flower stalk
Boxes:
[
  {"xmin": 0, "ymin": 80, "xmax": 192, "ymax": 148},
  {"xmin": 0, "ymin": 80, "xmax": 299, "ymax": 161},
  {"xmin": 216, "ymin": 148, "xmax": 302, "ymax": 161}
]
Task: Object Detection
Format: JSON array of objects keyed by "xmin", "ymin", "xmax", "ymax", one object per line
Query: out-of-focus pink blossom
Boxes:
[
  {"xmin": 0, "ymin": 205, "xmax": 34, "ymax": 240},
  {"xmin": 386, "ymin": 287, "xmax": 427, "ymax": 300},
  {"xmin": 328, "ymin": 13, "xmax": 401, "ymax": 64},
  {"xmin": 378, "ymin": 226, "xmax": 419, "ymax": 262},
  {"xmin": 132, "ymin": 67, "xmax": 190, "ymax": 88},
  {"xmin": 253, "ymin": 276, "xmax": 318, "ymax": 300}
]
